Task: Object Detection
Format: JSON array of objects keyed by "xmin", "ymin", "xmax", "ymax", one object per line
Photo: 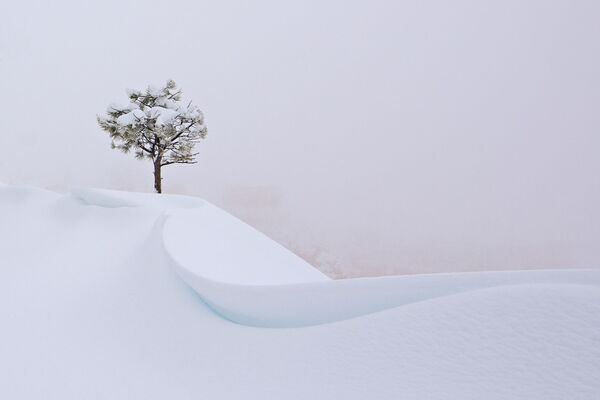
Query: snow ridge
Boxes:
[
  {"xmin": 75, "ymin": 188, "xmax": 600, "ymax": 328},
  {"xmin": 3, "ymin": 185, "xmax": 600, "ymax": 399}
]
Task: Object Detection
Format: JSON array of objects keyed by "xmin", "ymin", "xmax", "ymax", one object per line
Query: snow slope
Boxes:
[
  {"xmin": 163, "ymin": 206, "xmax": 600, "ymax": 327},
  {"xmin": 1, "ymin": 184, "xmax": 599, "ymax": 399}
]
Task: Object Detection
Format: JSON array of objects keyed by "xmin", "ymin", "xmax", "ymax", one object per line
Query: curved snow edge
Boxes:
[
  {"xmin": 162, "ymin": 209, "xmax": 600, "ymax": 328},
  {"xmin": 72, "ymin": 188, "xmax": 600, "ymax": 328}
]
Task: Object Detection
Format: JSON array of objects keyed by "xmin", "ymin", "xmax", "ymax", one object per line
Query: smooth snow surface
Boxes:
[
  {"xmin": 163, "ymin": 207, "xmax": 600, "ymax": 327},
  {"xmin": 1, "ymin": 184, "xmax": 600, "ymax": 399}
]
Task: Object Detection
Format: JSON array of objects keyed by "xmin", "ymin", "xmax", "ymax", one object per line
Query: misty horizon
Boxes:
[{"xmin": 1, "ymin": 0, "xmax": 599, "ymax": 277}]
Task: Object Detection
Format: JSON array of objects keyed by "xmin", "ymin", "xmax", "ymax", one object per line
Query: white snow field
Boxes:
[{"xmin": 1, "ymin": 184, "xmax": 600, "ymax": 399}]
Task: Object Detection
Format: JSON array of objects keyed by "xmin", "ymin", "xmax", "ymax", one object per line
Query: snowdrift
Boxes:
[
  {"xmin": 164, "ymin": 206, "xmax": 600, "ymax": 327},
  {"xmin": 79, "ymin": 187, "xmax": 600, "ymax": 328},
  {"xmin": 2, "ymin": 185, "xmax": 599, "ymax": 399}
]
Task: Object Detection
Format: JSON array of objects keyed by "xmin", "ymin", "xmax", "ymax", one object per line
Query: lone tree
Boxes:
[{"xmin": 98, "ymin": 80, "xmax": 207, "ymax": 193}]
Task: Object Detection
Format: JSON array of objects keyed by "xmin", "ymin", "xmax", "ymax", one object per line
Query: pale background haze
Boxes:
[{"xmin": 1, "ymin": 0, "xmax": 599, "ymax": 277}]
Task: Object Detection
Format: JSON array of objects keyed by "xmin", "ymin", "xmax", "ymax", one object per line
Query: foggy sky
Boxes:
[{"xmin": 1, "ymin": 0, "xmax": 599, "ymax": 276}]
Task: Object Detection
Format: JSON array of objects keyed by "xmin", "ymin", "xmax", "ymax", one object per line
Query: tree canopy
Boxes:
[{"xmin": 98, "ymin": 80, "xmax": 207, "ymax": 192}]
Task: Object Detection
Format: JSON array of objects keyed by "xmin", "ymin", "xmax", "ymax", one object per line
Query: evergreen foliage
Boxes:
[{"xmin": 98, "ymin": 80, "xmax": 207, "ymax": 192}]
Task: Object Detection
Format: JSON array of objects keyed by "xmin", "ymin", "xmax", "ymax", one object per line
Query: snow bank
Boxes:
[
  {"xmin": 2, "ymin": 184, "xmax": 600, "ymax": 399},
  {"xmin": 162, "ymin": 205, "xmax": 600, "ymax": 327},
  {"xmin": 71, "ymin": 187, "xmax": 600, "ymax": 328},
  {"xmin": 163, "ymin": 206, "xmax": 330, "ymax": 285}
]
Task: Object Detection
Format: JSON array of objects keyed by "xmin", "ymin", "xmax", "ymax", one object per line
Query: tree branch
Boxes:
[{"xmin": 161, "ymin": 160, "xmax": 198, "ymax": 167}]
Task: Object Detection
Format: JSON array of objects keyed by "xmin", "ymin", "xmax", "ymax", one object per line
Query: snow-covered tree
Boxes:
[{"xmin": 98, "ymin": 80, "xmax": 207, "ymax": 193}]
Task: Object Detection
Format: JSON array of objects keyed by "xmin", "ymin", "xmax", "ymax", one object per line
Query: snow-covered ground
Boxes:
[{"xmin": 1, "ymin": 184, "xmax": 599, "ymax": 399}]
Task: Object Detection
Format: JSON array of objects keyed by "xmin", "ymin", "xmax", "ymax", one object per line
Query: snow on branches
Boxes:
[{"xmin": 98, "ymin": 80, "xmax": 208, "ymax": 192}]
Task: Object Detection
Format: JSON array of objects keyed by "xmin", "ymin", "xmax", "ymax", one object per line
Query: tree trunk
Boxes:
[{"xmin": 153, "ymin": 159, "xmax": 162, "ymax": 194}]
